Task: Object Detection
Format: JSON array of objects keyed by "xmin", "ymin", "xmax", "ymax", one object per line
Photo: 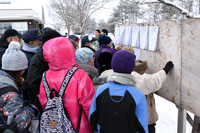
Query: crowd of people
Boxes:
[{"xmin": 0, "ymin": 28, "xmax": 174, "ymax": 133}]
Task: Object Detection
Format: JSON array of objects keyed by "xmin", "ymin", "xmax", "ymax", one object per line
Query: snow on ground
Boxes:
[{"xmin": 155, "ymin": 94, "xmax": 193, "ymax": 133}]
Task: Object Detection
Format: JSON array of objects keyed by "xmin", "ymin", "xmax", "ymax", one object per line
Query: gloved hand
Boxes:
[{"xmin": 163, "ymin": 61, "xmax": 174, "ymax": 74}]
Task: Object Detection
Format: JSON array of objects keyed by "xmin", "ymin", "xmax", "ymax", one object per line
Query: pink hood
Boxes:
[
  {"xmin": 40, "ymin": 37, "xmax": 95, "ymax": 133},
  {"xmin": 43, "ymin": 37, "xmax": 76, "ymax": 70}
]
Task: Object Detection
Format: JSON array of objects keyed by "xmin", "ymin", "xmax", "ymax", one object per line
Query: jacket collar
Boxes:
[{"xmin": 107, "ymin": 72, "xmax": 136, "ymax": 87}]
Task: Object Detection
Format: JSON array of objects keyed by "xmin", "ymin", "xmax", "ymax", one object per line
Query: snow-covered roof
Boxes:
[
  {"xmin": 0, "ymin": 9, "xmax": 37, "ymax": 17},
  {"xmin": 0, "ymin": 9, "xmax": 42, "ymax": 23}
]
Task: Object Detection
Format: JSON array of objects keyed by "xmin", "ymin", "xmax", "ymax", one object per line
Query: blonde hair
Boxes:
[{"xmin": 122, "ymin": 46, "xmax": 135, "ymax": 55}]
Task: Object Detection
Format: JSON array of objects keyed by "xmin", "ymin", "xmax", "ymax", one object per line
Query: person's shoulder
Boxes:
[{"xmin": 126, "ymin": 85, "xmax": 145, "ymax": 98}]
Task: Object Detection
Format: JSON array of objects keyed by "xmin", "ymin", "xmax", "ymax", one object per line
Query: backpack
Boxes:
[{"xmin": 40, "ymin": 67, "xmax": 81, "ymax": 133}]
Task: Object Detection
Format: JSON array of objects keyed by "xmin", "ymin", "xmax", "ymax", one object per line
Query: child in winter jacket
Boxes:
[
  {"xmin": 89, "ymin": 50, "xmax": 149, "ymax": 133},
  {"xmin": 0, "ymin": 41, "xmax": 35, "ymax": 132},
  {"xmin": 39, "ymin": 37, "xmax": 95, "ymax": 133}
]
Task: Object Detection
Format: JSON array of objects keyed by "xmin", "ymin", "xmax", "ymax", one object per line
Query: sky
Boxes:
[{"xmin": 0, "ymin": 0, "xmax": 120, "ymax": 27}]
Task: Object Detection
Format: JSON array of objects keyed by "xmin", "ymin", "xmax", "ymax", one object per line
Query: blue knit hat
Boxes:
[
  {"xmin": 76, "ymin": 48, "xmax": 93, "ymax": 64},
  {"xmin": 111, "ymin": 50, "xmax": 135, "ymax": 74}
]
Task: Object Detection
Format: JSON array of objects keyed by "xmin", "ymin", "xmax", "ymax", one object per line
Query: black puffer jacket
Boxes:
[
  {"xmin": 0, "ymin": 38, "xmax": 9, "ymax": 69},
  {"xmin": 26, "ymin": 50, "xmax": 49, "ymax": 113}
]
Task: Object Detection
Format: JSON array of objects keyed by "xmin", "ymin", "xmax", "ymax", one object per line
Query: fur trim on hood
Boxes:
[
  {"xmin": 134, "ymin": 60, "xmax": 148, "ymax": 74},
  {"xmin": 107, "ymin": 72, "xmax": 136, "ymax": 86}
]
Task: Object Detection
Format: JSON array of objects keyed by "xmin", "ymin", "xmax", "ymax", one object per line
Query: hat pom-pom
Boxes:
[{"xmin": 8, "ymin": 41, "xmax": 21, "ymax": 50}]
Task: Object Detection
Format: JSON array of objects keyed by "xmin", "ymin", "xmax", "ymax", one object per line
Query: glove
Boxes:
[{"xmin": 163, "ymin": 61, "xmax": 174, "ymax": 74}]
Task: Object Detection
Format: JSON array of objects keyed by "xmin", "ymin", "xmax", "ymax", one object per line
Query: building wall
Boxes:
[{"xmin": 0, "ymin": 19, "xmax": 43, "ymax": 36}]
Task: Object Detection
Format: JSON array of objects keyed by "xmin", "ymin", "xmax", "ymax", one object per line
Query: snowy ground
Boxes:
[{"xmin": 155, "ymin": 95, "xmax": 193, "ymax": 133}]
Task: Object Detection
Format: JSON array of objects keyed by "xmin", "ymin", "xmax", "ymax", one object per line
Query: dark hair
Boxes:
[
  {"xmin": 69, "ymin": 39, "xmax": 77, "ymax": 50},
  {"xmin": 102, "ymin": 29, "xmax": 108, "ymax": 35},
  {"xmin": 4, "ymin": 70, "xmax": 22, "ymax": 86},
  {"xmin": 96, "ymin": 30, "xmax": 101, "ymax": 34}
]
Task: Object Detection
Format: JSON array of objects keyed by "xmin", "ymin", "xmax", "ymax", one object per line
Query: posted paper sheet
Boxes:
[
  {"xmin": 148, "ymin": 26, "xmax": 159, "ymax": 51},
  {"xmin": 140, "ymin": 26, "xmax": 148, "ymax": 50},
  {"xmin": 131, "ymin": 26, "xmax": 140, "ymax": 48}
]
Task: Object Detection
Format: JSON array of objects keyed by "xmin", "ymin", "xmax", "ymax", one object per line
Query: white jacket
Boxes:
[{"xmin": 101, "ymin": 69, "xmax": 166, "ymax": 95}]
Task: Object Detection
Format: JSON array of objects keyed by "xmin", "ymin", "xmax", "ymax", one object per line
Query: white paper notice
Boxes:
[
  {"xmin": 133, "ymin": 48, "xmax": 140, "ymax": 59},
  {"xmin": 114, "ymin": 27, "xmax": 120, "ymax": 44},
  {"xmin": 122, "ymin": 26, "xmax": 132, "ymax": 46},
  {"xmin": 131, "ymin": 26, "xmax": 140, "ymax": 48},
  {"xmin": 140, "ymin": 27, "xmax": 148, "ymax": 50},
  {"xmin": 115, "ymin": 27, "xmax": 126, "ymax": 44},
  {"xmin": 148, "ymin": 26, "xmax": 159, "ymax": 51}
]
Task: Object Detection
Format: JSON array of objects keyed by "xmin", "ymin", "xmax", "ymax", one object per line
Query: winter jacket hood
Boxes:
[
  {"xmin": 79, "ymin": 64, "xmax": 98, "ymax": 79},
  {"xmin": 43, "ymin": 37, "xmax": 76, "ymax": 70},
  {"xmin": 0, "ymin": 70, "xmax": 18, "ymax": 90}
]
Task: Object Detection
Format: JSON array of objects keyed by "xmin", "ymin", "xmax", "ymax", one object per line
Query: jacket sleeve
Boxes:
[
  {"xmin": 2, "ymin": 92, "xmax": 35, "ymax": 131},
  {"xmin": 88, "ymin": 92, "xmax": 97, "ymax": 130},
  {"xmin": 77, "ymin": 70, "xmax": 95, "ymax": 120},
  {"xmin": 132, "ymin": 70, "xmax": 166, "ymax": 95},
  {"xmin": 135, "ymin": 94, "xmax": 149, "ymax": 133},
  {"xmin": 26, "ymin": 52, "xmax": 48, "ymax": 105}
]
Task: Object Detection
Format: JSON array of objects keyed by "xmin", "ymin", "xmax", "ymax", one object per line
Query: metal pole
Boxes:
[{"xmin": 177, "ymin": 107, "xmax": 186, "ymax": 133}]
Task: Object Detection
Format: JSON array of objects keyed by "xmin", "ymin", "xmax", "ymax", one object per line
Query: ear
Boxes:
[
  {"xmin": 20, "ymin": 70, "xmax": 24, "ymax": 76},
  {"xmin": 29, "ymin": 41, "xmax": 34, "ymax": 46},
  {"xmin": 6, "ymin": 37, "xmax": 12, "ymax": 43}
]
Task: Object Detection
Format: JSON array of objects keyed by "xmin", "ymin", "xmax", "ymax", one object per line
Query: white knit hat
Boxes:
[{"xmin": 2, "ymin": 41, "xmax": 28, "ymax": 71}]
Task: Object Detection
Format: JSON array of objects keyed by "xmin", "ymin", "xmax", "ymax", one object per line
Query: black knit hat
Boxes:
[
  {"xmin": 97, "ymin": 52, "xmax": 113, "ymax": 75},
  {"xmin": 41, "ymin": 29, "xmax": 61, "ymax": 44},
  {"xmin": 98, "ymin": 35, "xmax": 112, "ymax": 46},
  {"xmin": 3, "ymin": 29, "xmax": 22, "ymax": 39}
]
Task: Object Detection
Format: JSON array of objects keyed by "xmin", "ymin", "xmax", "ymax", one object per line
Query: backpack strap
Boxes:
[
  {"xmin": 0, "ymin": 86, "xmax": 19, "ymax": 96},
  {"xmin": 59, "ymin": 67, "xmax": 79, "ymax": 97},
  {"xmin": 42, "ymin": 72, "xmax": 52, "ymax": 99}
]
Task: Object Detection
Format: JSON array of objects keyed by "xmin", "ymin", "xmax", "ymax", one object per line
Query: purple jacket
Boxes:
[{"xmin": 94, "ymin": 45, "xmax": 117, "ymax": 68}]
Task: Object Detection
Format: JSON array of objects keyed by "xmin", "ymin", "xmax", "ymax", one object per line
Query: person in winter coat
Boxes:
[
  {"xmin": 0, "ymin": 41, "xmax": 35, "ymax": 132},
  {"xmin": 68, "ymin": 35, "xmax": 80, "ymax": 49},
  {"xmin": 39, "ymin": 37, "xmax": 95, "ymax": 133},
  {"xmin": 81, "ymin": 35, "xmax": 97, "ymax": 52},
  {"xmin": 134, "ymin": 60, "xmax": 158, "ymax": 133},
  {"xmin": 94, "ymin": 35, "xmax": 117, "ymax": 69},
  {"xmin": 21, "ymin": 29, "xmax": 42, "ymax": 69},
  {"xmin": 26, "ymin": 29, "xmax": 61, "ymax": 114},
  {"xmin": 0, "ymin": 29, "xmax": 22, "ymax": 69},
  {"xmin": 89, "ymin": 50, "xmax": 149, "ymax": 133},
  {"xmin": 76, "ymin": 47, "xmax": 98, "ymax": 80}
]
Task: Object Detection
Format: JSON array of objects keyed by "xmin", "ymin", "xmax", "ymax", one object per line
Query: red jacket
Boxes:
[{"xmin": 39, "ymin": 37, "xmax": 95, "ymax": 133}]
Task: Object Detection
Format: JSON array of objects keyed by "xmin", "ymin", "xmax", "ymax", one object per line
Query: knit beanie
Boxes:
[
  {"xmin": 98, "ymin": 35, "xmax": 112, "ymax": 46},
  {"xmin": 122, "ymin": 46, "xmax": 135, "ymax": 55},
  {"xmin": 111, "ymin": 50, "xmax": 135, "ymax": 74},
  {"xmin": 2, "ymin": 41, "xmax": 28, "ymax": 71},
  {"xmin": 41, "ymin": 29, "xmax": 61, "ymax": 44},
  {"xmin": 76, "ymin": 48, "xmax": 93, "ymax": 64}
]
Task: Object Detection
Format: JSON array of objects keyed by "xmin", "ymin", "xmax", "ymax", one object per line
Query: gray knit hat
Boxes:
[{"xmin": 2, "ymin": 41, "xmax": 28, "ymax": 71}]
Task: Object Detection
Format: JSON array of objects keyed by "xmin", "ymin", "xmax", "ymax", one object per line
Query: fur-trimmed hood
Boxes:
[{"xmin": 107, "ymin": 72, "xmax": 136, "ymax": 86}]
